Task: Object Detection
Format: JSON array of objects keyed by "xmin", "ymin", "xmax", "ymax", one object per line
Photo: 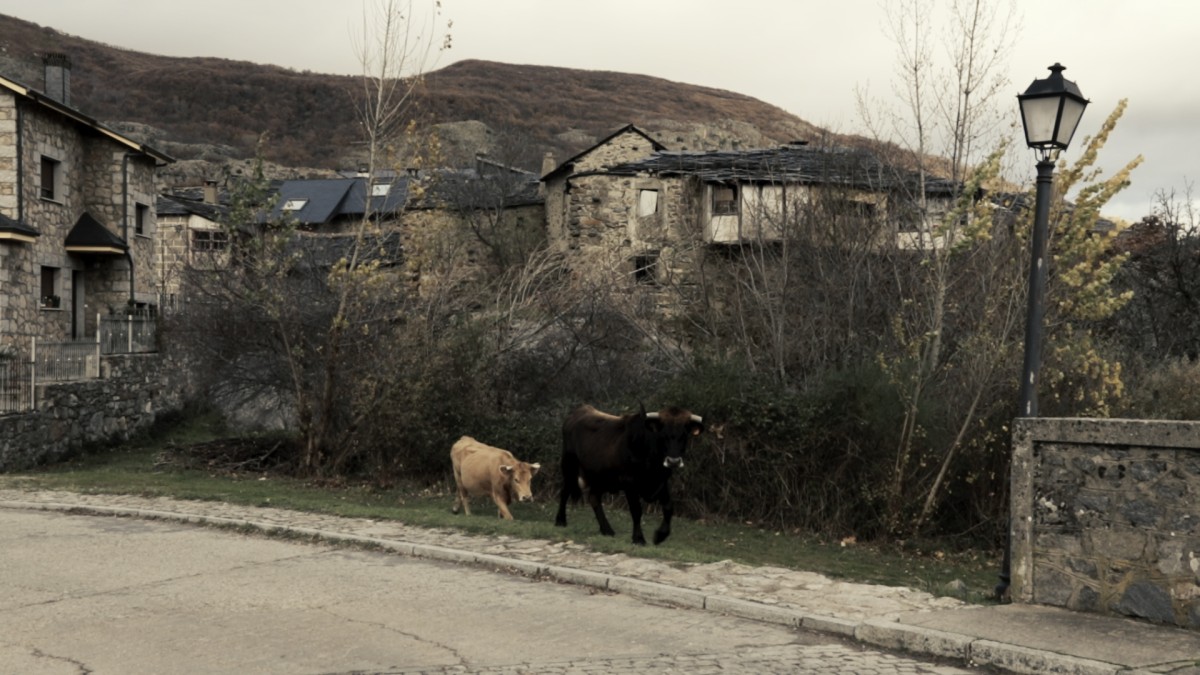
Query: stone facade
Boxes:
[
  {"xmin": 1011, "ymin": 418, "xmax": 1200, "ymax": 629},
  {"xmin": 156, "ymin": 209, "xmax": 227, "ymax": 309},
  {"xmin": 0, "ymin": 352, "xmax": 186, "ymax": 471},
  {"xmin": 0, "ymin": 72, "xmax": 167, "ymax": 351},
  {"xmin": 544, "ymin": 126, "xmax": 664, "ymax": 251}
]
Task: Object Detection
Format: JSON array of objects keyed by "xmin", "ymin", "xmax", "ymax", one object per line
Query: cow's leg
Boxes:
[
  {"xmin": 555, "ymin": 447, "xmax": 577, "ymax": 527},
  {"xmin": 493, "ymin": 489, "xmax": 514, "ymax": 520},
  {"xmin": 653, "ymin": 486, "xmax": 674, "ymax": 545},
  {"xmin": 451, "ymin": 478, "xmax": 467, "ymax": 515},
  {"xmin": 626, "ymin": 490, "xmax": 646, "ymax": 545},
  {"xmin": 555, "ymin": 486, "xmax": 569, "ymax": 527},
  {"xmin": 588, "ymin": 490, "xmax": 616, "ymax": 536},
  {"xmin": 458, "ymin": 485, "xmax": 472, "ymax": 516}
]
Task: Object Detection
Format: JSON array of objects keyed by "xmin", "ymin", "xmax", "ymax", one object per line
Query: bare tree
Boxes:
[{"xmin": 171, "ymin": 2, "xmax": 450, "ymax": 476}]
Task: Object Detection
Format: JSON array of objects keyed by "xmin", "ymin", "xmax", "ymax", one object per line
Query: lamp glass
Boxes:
[
  {"xmin": 1020, "ymin": 96, "xmax": 1064, "ymax": 147},
  {"xmin": 1055, "ymin": 97, "xmax": 1087, "ymax": 147}
]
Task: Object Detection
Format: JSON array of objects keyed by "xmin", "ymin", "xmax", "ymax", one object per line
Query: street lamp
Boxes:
[
  {"xmin": 1015, "ymin": 63, "xmax": 1088, "ymax": 418},
  {"xmin": 999, "ymin": 63, "xmax": 1088, "ymax": 600}
]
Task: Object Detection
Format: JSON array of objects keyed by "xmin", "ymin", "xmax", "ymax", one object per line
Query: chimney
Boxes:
[
  {"xmin": 43, "ymin": 53, "xmax": 72, "ymax": 106},
  {"xmin": 203, "ymin": 180, "xmax": 219, "ymax": 205},
  {"xmin": 541, "ymin": 152, "xmax": 557, "ymax": 178}
]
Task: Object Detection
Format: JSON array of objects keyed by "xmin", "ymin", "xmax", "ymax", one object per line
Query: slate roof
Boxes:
[
  {"xmin": 416, "ymin": 163, "xmax": 543, "ymax": 210},
  {"xmin": 156, "ymin": 193, "xmax": 227, "ymax": 222},
  {"xmin": 267, "ymin": 177, "xmax": 410, "ymax": 226},
  {"xmin": 604, "ymin": 143, "xmax": 959, "ymax": 196},
  {"xmin": 0, "ymin": 212, "xmax": 39, "ymax": 240},
  {"xmin": 64, "ymin": 212, "xmax": 128, "ymax": 253}
]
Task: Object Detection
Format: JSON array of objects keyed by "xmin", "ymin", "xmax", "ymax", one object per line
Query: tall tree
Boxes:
[{"xmin": 172, "ymin": 1, "xmax": 451, "ymax": 476}]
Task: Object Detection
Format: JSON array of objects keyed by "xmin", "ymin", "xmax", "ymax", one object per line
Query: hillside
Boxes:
[{"xmin": 0, "ymin": 13, "xmax": 824, "ymax": 184}]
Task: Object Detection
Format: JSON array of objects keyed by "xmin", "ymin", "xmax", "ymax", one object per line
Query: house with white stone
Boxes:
[{"xmin": 0, "ymin": 54, "xmax": 172, "ymax": 348}]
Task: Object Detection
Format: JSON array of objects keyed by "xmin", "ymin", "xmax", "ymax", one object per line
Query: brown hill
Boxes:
[{"xmin": 0, "ymin": 13, "xmax": 823, "ymax": 183}]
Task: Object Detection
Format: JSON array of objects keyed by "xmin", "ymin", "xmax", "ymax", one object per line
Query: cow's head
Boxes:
[
  {"xmin": 645, "ymin": 407, "xmax": 704, "ymax": 469},
  {"xmin": 500, "ymin": 461, "xmax": 541, "ymax": 502}
]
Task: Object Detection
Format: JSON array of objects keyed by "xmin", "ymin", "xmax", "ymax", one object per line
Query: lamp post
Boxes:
[
  {"xmin": 997, "ymin": 63, "xmax": 1088, "ymax": 600},
  {"xmin": 1016, "ymin": 63, "xmax": 1089, "ymax": 418}
]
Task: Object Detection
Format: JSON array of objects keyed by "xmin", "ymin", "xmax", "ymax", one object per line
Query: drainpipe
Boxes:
[
  {"xmin": 15, "ymin": 103, "xmax": 22, "ymax": 221},
  {"xmin": 122, "ymin": 153, "xmax": 135, "ymax": 307}
]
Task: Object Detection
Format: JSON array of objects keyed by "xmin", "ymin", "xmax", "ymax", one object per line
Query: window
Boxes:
[
  {"xmin": 638, "ymin": 189, "xmax": 659, "ymax": 217},
  {"xmin": 282, "ymin": 198, "xmax": 308, "ymax": 212},
  {"xmin": 135, "ymin": 202, "xmax": 149, "ymax": 236},
  {"xmin": 713, "ymin": 185, "xmax": 738, "ymax": 216},
  {"xmin": 633, "ymin": 253, "xmax": 658, "ymax": 285},
  {"xmin": 40, "ymin": 266, "xmax": 61, "ymax": 309},
  {"xmin": 40, "ymin": 156, "xmax": 61, "ymax": 201},
  {"xmin": 192, "ymin": 230, "xmax": 228, "ymax": 252}
]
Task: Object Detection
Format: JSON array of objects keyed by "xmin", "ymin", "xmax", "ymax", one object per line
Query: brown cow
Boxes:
[{"xmin": 450, "ymin": 436, "xmax": 540, "ymax": 520}]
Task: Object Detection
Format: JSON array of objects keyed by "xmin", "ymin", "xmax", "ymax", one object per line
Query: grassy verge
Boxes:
[{"xmin": 0, "ymin": 414, "xmax": 1001, "ymax": 604}]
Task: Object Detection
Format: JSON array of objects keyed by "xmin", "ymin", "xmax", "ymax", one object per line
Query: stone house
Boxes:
[
  {"xmin": 156, "ymin": 183, "xmax": 227, "ymax": 310},
  {"xmin": 0, "ymin": 55, "xmax": 171, "ymax": 348},
  {"xmin": 541, "ymin": 124, "xmax": 959, "ymax": 288}
]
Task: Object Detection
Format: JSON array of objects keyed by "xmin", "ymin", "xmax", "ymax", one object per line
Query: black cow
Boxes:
[{"xmin": 554, "ymin": 404, "xmax": 704, "ymax": 545}]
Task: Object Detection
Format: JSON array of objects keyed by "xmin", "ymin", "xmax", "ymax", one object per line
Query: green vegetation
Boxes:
[{"xmin": 1, "ymin": 413, "xmax": 1000, "ymax": 603}]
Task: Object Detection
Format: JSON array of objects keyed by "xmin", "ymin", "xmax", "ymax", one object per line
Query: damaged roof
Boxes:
[{"xmin": 604, "ymin": 143, "xmax": 959, "ymax": 195}]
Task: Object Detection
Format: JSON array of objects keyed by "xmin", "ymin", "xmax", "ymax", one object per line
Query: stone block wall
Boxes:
[
  {"xmin": 571, "ymin": 128, "xmax": 659, "ymax": 174},
  {"xmin": 1011, "ymin": 418, "xmax": 1200, "ymax": 629},
  {"xmin": 0, "ymin": 352, "xmax": 186, "ymax": 471}
]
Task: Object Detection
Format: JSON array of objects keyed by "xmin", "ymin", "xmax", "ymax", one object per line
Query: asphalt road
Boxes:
[{"xmin": 0, "ymin": 509, "xmax": 978, "ymax": 674}]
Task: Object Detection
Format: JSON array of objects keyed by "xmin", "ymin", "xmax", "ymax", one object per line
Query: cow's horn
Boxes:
[
  {"xmin": 645, "ymin": 412, "xmax": 660, "ymax": 420},
  {"xmin": 690, "ymin": 414, "xmax": 703, "ymax": 423}
]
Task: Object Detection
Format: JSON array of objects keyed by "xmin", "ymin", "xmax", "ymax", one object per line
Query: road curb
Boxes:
[
  {"xmin": 0, "ymin": 498, "xmax": 1122, "ymax": 675},
  {"xmin": 856, "ymin": 619, "xmax": 973, "ymax": 660}
]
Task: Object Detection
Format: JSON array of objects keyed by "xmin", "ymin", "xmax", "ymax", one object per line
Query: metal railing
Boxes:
[
  {"xmin": 0, "ymin": 357, "xmax": 32, "ymax": 414},
  {"xmin": 100, "ymin": 311, "xmax": 158, "ymax": 355},
  {"xmin": 32, "ymin": 339, "xmax": 101, "ymax": 382},
  {"xmin": 0, "ymin": 312, "xmax": 158, "ymax": 414}
]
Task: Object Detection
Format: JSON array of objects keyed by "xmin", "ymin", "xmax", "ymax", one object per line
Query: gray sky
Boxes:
[{"xmin": 1, "ymin": 0, "xmax": 1193, "ymax": 222}]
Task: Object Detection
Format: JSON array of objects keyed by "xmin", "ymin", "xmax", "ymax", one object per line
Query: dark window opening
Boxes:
[
  {"xmin": 135, "ymin": 203, "xmax": 149, "ymax": 236},
  {"xmin": 713, "ymin": 185, "xmax": 738, "ymax": 216},
  {"xmin": 40, "ymin": 156, "xmax": 60, "ymax": 201},
  {"xmin": 40, "ymin": 266, "xmax": 60, "ymax": 308},
  {"xmin": 633, "ymin": 253, "xmax": 658, "ymax": 285}
]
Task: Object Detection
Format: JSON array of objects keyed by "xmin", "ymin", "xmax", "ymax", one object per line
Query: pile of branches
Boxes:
[{"xmin": 157, "ymin": 436, "xmax": 300, "ymax": 476}]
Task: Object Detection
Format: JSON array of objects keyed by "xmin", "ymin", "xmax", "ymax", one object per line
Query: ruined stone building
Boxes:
[{"xmin": 540, "ymin": 124, "xmax": 959, "ymax": 291}]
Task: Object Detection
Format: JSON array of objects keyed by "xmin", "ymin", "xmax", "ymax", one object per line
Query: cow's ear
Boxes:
[
  {"xmin": 689, "ymin": 421, "xmax": 704, "ymax": 436},
  {"xmin": 529, "ymin": 463, "xmax": 541, "ymax": 475},
  {"xmin": 500, "ymin": 464, "xmax": 514, "ymax": 475}
]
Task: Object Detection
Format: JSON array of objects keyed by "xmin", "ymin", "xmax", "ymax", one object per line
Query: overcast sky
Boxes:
[{"xmin": 1, "ymin": 0, "xmax": 1194, "ymax": 222}]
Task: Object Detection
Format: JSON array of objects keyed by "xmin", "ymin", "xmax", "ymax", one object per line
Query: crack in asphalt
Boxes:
[
  {"xmin": 31, "ymin": 647, "xmax": 93, "ymax": 674},
  {"xmin": 5, "ymin": 549, "xmax": 330, "ymax": 611},
  {"xmin": 316, "ymin": 607, "xmax": 473, "ymax": 671}
]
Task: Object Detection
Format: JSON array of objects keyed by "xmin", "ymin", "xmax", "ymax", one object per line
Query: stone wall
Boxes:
[
  {"xmin": 572, "ymin": 128, "xmax": 660, "ymax": 174},
  {"xmin": 0, "ymin": 352, "xmax": 186, "ymax": 471},
  {"xmin": 1011, "ymin": 418, "xmax": 1200, "ymax": 629}
]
